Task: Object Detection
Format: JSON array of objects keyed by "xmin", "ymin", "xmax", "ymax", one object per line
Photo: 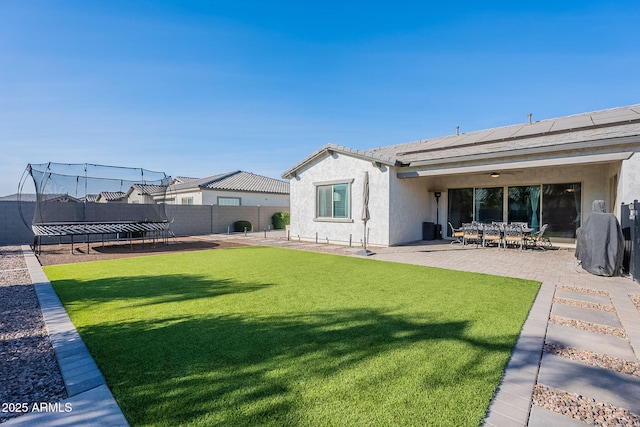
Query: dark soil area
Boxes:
[{"xmin": 35, "ymin": 236, "xmax": 247, "ymax": 266}]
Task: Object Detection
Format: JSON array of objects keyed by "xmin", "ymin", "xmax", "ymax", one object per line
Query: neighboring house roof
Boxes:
[
  {"xmin": 282, "ymin": 104, "xmax": 640, "ymax": 178},
  {"xmin": 84, "ymin": 194, "xmax": 99, "ymax": 202},
  {"xmin": 126, "ymin": 184, "xmax": 168, "ymax": 198},
  {"xmin": 171, "ymin": 171, "xmax": 290, "ymax": 194},
  {"xmin": 96, "ymin": 191, "xmax": 127, "ymax": 202},
  {"xmin": 171, "ymin": 176, "xmax": 199, "ymax": 185},
  {"xmin": 0, "ymin": 193, "xmax": 81, "ymax": 202},
  {"xmin": 0, "ymin": 193, "xmax": 23, "ymax": 201}
]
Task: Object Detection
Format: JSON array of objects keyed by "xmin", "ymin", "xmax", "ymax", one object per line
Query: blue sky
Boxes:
[{"xmin": 1, "ymin": 1, "xmax": 639, "ymax": 196}]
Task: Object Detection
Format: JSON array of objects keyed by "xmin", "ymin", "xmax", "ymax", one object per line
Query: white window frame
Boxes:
[
  {"xmin": 313, "ymin": 179, "xmax": 354, "ymax": 223},
  {"xmin": 217, "ymin": 196, "xmax": 241, "ymax": 206}
]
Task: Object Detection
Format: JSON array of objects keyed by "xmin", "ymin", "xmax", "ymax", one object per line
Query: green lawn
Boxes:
[{"xmin": 44, "ymin": 246, "xmax": 540, "ymax": 427}]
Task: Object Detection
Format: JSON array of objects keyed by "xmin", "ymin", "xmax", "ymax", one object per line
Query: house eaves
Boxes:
[
  {"xmin": 281, "ymin": 143, "xmax": 399, "ymax": 179},
  {"xmin": 397, "ymin": 151, "xmax": 635, "ymax": 178}
]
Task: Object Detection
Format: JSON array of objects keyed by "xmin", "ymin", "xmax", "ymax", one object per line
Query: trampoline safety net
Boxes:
[{"xmin": 19, "ymin": 162, "xmax": 175, "ymax": 246}]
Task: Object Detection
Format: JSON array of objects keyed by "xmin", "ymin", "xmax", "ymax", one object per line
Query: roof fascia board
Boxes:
[
  {"xmin": 397, "ymin": 151, "xmax": 634, "ymax": 178},
  {"xmin": 407, "ymin": 134, "xmax": 640, "ymax": 168}
]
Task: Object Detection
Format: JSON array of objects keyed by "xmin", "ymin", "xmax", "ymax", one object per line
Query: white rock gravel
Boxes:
[
  {"xmin": 0, "ymin": 246, "xmax": 66, "ymax": 423},
  {"xmin": 550, "ymin": 314, "xmax": 627, "ymax": 339},
  {"xmin": 544, "ymin": 343, "xmax": 640, "ymax": 378},
  {"xmin": 533, "ymin": 384, "xmax": 640, "ymax": 426}
]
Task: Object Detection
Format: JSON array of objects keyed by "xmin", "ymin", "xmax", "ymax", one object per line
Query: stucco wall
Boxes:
[
  {"xmin": 171, "ymin": 190, "xmax": 288, "ymax": 207},
  {"xmin": 288, "ymin": 153, "xmax": 390, "ymax": 246},
  {"xmin": 620, "ymin": 153, "xmax": 640, "ymax": 205},
  {"xmin": 200, "ymin": 190, "xmax": 289, "ymax": 207},
  {"xmin": 388, "ymin": 174, "xmax": 433, "ymax": 245}
]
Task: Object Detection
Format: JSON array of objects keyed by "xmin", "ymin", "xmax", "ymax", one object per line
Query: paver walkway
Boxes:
[{"xmin": 209, "ymin": 232, "xmax": 640, "ymax": 426}]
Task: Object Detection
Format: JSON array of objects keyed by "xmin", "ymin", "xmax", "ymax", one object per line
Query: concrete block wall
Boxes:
[
  {"xmin": 0, "ymin": 201, "xmax": 289, "ymax": 245},
  {"xmin": 0, "ymin": 201, "xmax": 35, "ymax": 245}
]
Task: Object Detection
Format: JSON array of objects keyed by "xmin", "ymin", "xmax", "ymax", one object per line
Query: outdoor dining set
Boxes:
[{"xmin": 448, "ymin": 221, "xmax": 552, "ymax": 250}]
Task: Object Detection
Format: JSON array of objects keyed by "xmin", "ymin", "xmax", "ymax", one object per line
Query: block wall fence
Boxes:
[{"xmin": 0, "ymin": 201, "xmax": 289, "ymax": 245}]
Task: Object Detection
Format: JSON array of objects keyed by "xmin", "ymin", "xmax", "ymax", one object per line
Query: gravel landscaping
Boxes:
[
  {"xmin": 544, "ymin": 343, "xmax": 640, "ymax": 378},
  {"xmin": 549, "ymin": 314, "xmax": 627, "ymax": 339},
  {"xmin": 533, "ymin": 384, "xmax": 640, "ymax": 426},
  {"xmin": 0, "ymin": 246, "xmax": 66, "ymax": 423},
  {"xmin": 556, "ymin": 285, "xmax": 610, "ymax": 296}
]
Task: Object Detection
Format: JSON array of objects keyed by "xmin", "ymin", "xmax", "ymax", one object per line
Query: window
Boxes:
[
  {"xmin": 508, "ymin": 185, "xmax": 541, "ymax": 232},
  {"xmin": 447, "ymin": 188, "xmax": 473, "ymax": 234},
  {"xmin": 218, "ymin": 197, "xmax": 241, "ymax": 206},
  {"xmin": 542, "ymin": 183, "xmax": 581, "ymax": 238},
  {"xmin": 447, "ymin": 182, "xmax": 582, "ymax": 239},
  {"xmin": 474, "ymin": 187, "xmax": 503, "ymax": 223},
  {"xmin": 316, "ymin": 182, "xmax": 350, "ymax": 219},
  {"xmin": 181, "ymin": 197, "xmax": 193, "ymax": 205}
]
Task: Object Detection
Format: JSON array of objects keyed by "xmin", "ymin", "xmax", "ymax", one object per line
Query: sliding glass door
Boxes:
[
  {"xmin": 508, "ymin": 186, "xmax": 541, "ymax": 232},
  {"xmin": 542, "ymin": 183, "xmax": 581, "ymax": 238},
  {"xmin": 474, "ymin": 187, "xmax": 503, "ymax": 223},
  {"xmin": 447, "ymin": 188, "xmax": 473, "ymax": 235},
  {"xmin": 447, "ymin": 182, "xmax": 581, "ymax": 239}
]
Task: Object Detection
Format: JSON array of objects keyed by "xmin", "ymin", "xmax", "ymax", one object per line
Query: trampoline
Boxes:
[{"xmin": 19, "ymin": 163, "xmax": 175, "ymax": 253}]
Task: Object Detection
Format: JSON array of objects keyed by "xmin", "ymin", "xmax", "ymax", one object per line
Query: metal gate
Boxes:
[{"xmin": 621, "ymin": 200, "xmax": 640, "ymax": 283}]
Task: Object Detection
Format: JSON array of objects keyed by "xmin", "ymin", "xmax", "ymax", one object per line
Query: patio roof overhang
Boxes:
[{"xmin": 396, "ymin": 151, "xmax": 635, "ymax": 178}]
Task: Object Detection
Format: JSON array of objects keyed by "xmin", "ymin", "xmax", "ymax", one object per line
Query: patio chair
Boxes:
[
  {"xmin": 482, "ymin": 223, "xmax": 502, "ymax": 248},
  {"xmin": 462, "ymin": 223, "xmax": 481, "ymax": 247},
  {"xmin": 448, "ymin": 222, "xmax": 464, "ymax": 244},
  {"xmin": 503, "ymin": 223, "xmax": 524, "ymax": 250},
  {"xmin": 525, "ymin": 224, "xmax": 552, "ymax": 250}
]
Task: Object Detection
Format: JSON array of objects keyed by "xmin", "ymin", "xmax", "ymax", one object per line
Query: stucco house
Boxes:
[
  {"xmin": 282, "ymin": 104, "xmax": 640, "ymax": 247},
  {"xmin": 165, "ymin": 170, "xmax": 290, "ymax": 207}
]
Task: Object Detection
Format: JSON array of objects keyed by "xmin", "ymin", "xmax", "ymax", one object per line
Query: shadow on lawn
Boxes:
[
  {"xmin": 52, "ymin": 274, "xmax": 271, "ymax": 307},
  {"xmin": 74, "ymin": 307, "xmax": 518, "ymax": 426}
]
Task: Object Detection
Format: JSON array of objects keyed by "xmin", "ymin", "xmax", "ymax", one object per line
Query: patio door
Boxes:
[
  {"xmin": 508, "ymin": 185, "xmax": 541, "ymax": 232},
  {"xmin": 447, "ymin": 188, "xmax": 473, "ymax": 235},
  {"xmin": 474, "ymin": 187, "xmax": 503, "ymax": 223},
  {"xmin": 542, "ymin": 183, "xmax": 581, "ymax": 238}
]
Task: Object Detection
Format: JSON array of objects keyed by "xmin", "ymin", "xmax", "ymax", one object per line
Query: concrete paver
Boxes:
[
  {"xmin": 554, "ymin": 288, "xmax": 612, "ymax": 305},
  {"xmin": 528, "ymin": 405, "xmax": 586, "ymax": 427},
  {"xmin": 537, "ymin": 353, "xmax": 640, "ymax": 414},
  {"xmin": 551, "ymin": 303, "xmax": 621, "ymax": 328},
  {"xmin": 545, "ymin": 323, "xmax": 636, "ymax": 361}
]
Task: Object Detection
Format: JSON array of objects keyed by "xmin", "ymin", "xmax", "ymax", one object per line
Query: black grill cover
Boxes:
[{"xmin": 575, "ymin": 201, "xmax": 624, "ymax": 277}]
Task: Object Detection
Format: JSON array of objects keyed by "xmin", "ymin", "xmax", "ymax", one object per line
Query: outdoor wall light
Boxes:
[{"xmin": 490, "ymin": 172, "xmax": 500, "ymax": 178}]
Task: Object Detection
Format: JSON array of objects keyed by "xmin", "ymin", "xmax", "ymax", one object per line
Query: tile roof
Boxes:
[
  {"xmin": 282, "ymin": 104, "xmax": 640, "ymax": 178},
  {"xmin": 129, "ymin": 184, "xmax": 168, "ymax": 195},
  {"xmin": 172, "ymin": 171, "xmax": 289, "ymax": 194},
  {"xmin": 97, "ymin": 191, "xmax": 127, "ymax": 201}
]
